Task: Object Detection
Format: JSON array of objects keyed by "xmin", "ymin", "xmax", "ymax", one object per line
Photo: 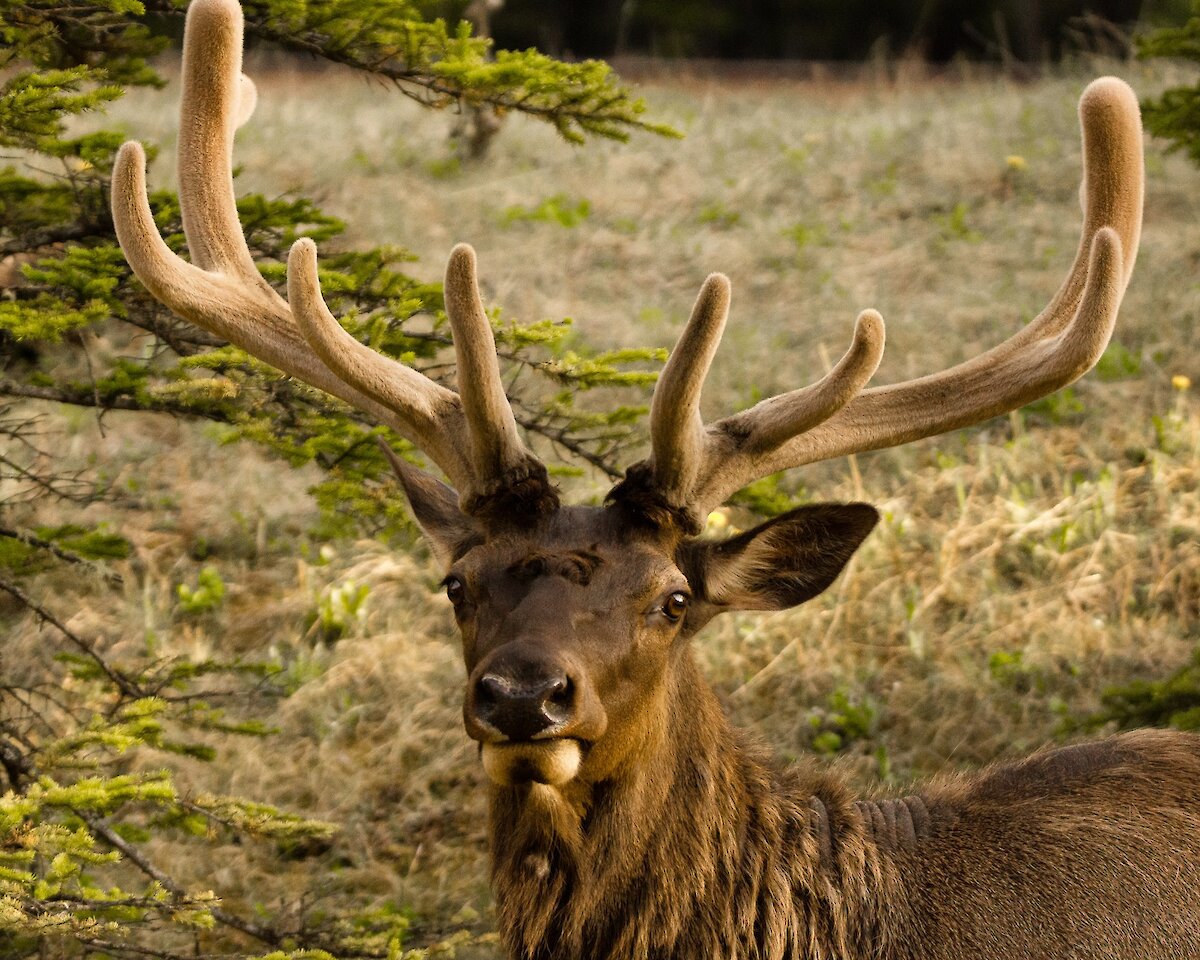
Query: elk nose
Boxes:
[{"xmin": 473, "ymin": 671, "xmax": 574, "ymax": 741}]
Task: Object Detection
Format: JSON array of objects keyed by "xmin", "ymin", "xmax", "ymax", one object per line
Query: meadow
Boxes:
[{"xmin": 7, "ymin": 55, "xmax": 1200, "ymax": 954}]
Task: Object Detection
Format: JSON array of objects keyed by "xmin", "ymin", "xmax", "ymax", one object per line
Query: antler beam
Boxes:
[
  {"xmin": 111, "ymin": 0, "xmax": 544, "ymax": 510},
  {"xmin": 637, "ymin": 76, "xmax": 1143, "ymax": 524}
]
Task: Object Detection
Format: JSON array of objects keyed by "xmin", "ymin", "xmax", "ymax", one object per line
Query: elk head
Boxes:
[{"xmin": 112, "ymin": 0, "xmax": 1143, "ymax": 791}]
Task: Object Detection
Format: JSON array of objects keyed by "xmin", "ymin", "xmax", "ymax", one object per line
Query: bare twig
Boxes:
[
  {"xmin": 0, "ymin": 222, "xmax": 105, "ymax": 257},
  {"xmin": 76, "ymin": 937, "xmax": 242, "ymax": 960},
  {"xmin": 0, "ymin": 574, "xmax": 143, "ymax": 698},
  {"xmin": 0, "ymin": 736, "xmax": 31, "ymax": 789},
  {"xmin": 0, "ymin": 448, "xmax": 95, "ymax": 502}
]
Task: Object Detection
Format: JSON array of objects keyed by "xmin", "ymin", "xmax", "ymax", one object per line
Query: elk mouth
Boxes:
[{"xmin": 480, "ymin": 738, "xmax": 583, "ymax": 787}]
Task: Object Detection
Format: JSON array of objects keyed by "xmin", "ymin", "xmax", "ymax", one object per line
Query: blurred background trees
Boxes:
[
  {"xmin": 445, "ymin": 0, "xmax": 1184, "ymax": 61},
  {"xmin": 1139, "ymin": 0, "xmax": 1200, "ymax": 162}
]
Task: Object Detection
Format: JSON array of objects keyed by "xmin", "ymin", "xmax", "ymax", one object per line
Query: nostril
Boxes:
[
  {"xmin": 545, "ymin": 675, "xmax": 572, "ymax": 708},
  {"xmin": 471, "ymin": 669, "xmax": 575, "ymax": 740},
  {"xmin": 539, "ymin": 674, "xmax": 572, "ymax": 726},
  {"xmin": 477, "ymin": 673, "xmax": 508, "ymax": 706}
]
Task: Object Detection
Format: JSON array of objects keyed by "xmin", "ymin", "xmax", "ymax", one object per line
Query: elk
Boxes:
[{"xmin": 111, "ymin": 1, "xmax": 1200, "ymax": 958}]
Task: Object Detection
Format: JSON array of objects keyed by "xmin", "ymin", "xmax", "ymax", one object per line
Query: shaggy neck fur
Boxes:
[{"xmin": 487, "ymin": 652, "xmax": 904, "ymax": 960}]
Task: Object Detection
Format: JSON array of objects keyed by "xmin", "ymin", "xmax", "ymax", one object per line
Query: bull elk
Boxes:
[{"xmin": 111, "ymin": 1, "xmax": 1200, "ymax": 957}]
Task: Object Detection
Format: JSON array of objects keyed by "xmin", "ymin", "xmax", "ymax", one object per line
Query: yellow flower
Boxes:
[
  {"xmin": 1172, "ymin": 374, "xmax": 1192, "ymax": 391},
  {"xmin": 705, "ymin": 509, "xmax": 730, "ymax": 533},
  {"xmin": 1005, "ymin": 155, "xmax": 1027, "ymax": 171}
]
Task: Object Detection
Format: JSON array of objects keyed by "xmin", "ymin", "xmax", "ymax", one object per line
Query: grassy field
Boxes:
[{"xmin": 7, "ymin": 57, "xmax": 1200, "ymax": 953}]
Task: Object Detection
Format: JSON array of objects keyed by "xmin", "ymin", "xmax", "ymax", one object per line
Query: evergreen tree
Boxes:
[
  {"xmin": 1137, "ymin": 1, "xmax": 1200, "ymax": 164},
  {"xmin": 1, "ymin": 2, "xmax": 673, "ymax": 955}
]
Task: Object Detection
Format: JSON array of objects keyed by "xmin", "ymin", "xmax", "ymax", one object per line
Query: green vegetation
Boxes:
[
  {"xmin": 4, "ymin": 12, "xmax": 1200, "ymax": 960},
  {"xmin": 1140, "ymin": 1, "xmax": 1200, "ymax": 164},
  {"xmin": 1088, "ymin": 650, "xmax": 1200, "ymax": 731},
  {"xmin": 1068, "ymin": 10, "xmax": 1200, "ymax": 732},
  {"xmin": 176, "ymin": 566, "xmax": 227, "ymax": 616},
  {"xmin": 807, "ymin": 688, "xmax": 878, "ymax": 756},
  {"xmin": 500, "ymin": 194, "xmax": 592, "ymax": 227}
]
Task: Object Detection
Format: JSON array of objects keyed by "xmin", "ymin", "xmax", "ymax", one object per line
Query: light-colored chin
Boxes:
[{"xmin": 481, "ymin": 740, "xmax": 582, "ymax": 787}]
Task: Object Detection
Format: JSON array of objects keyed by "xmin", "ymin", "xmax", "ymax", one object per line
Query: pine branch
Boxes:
[
  {"xmin": 0, "ymin": 220, "xmax": 107, "ymax": 256},
  {"xmin": 136, "ymin": 0, "xmax": 678, "ymax": 144},
  {"xmin": 0, "ymin": 524, "xmax": 124, "ymax": 585},
  {"xmin": 0, "ymin": 379, "xmax": 239, "ymax": 421},
  {"xmin": 0, "ymin": 375, "xmax": 635, "ymax": 480},
  {"xmin": 83, "ymin": 813, "xmax": 285, "ymax": 949}
]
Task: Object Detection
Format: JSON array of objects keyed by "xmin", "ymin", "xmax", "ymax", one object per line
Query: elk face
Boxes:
[
  {"xmin": 395, "ymin": 460, "xmax": 879, "ymax": 789},
  {"xmin": 443, "ymin": 508, "xmax": 687, "ymax": 787}
]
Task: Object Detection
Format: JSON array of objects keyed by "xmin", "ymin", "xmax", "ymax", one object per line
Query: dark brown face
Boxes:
[
  {"xmin": 444, "ymin": 506, "xmax": 691, "ymax": 787},
  {"xmin": 391, "ymin": 459, "xmax": 880, "ymax": 789}
]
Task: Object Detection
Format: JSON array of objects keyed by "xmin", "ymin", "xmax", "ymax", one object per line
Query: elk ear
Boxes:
[
  {"xmin": 379, "ymin": 441, "xmax": 480, "ymax": 566},
  {"xmin": 679, "ymin": 503, "xmax": 878, "ymax": 615}
]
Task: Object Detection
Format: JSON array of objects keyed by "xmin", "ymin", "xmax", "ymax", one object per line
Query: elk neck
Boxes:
[{"xmin": 486, "ymin": 648, "xmax": 905, "ymax": 960}]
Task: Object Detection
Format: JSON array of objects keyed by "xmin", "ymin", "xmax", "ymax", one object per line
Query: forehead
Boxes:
[{"xmin": 455, "ymin": 505, "xmax": 676, "ymax": 583}]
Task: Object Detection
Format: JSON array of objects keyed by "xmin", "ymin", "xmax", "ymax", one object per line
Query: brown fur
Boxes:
[
  {"xmin": 489, "ymin": 651, "xmax": 1200, "ymax": 960},
  {"xmin": 606, "ymin": 462, "xmax": 704, "ymax": 536},
  {"xmin": 411, "ymin": 501, "xmax": 1200, "ymax": 960},
  {"xmin": 462, "ymin": 457, "xmax": 561, "ymax": 526}
]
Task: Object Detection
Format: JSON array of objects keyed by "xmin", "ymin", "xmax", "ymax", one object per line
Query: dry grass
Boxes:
[{"xmin": 6, "ymin": 58, "xmax": 1200, "ymax": 952}]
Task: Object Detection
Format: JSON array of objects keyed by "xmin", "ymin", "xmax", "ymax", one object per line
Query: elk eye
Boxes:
[
  {"xmin": 444, "ymin": 576, "xmax": 465, "ymax": 604},
  {"xmin": 662, "ymin": 591, "xmax": 689, "ymax": 622}
]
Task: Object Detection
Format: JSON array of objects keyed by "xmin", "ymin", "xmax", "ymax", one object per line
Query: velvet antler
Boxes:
[
  {"xmin": 111, "ymin": 0, "xmax": 551, "ymax": 514},
  {"xmin": 625, "ymin": 77, "xmax": 1142, "ymax": 527}
]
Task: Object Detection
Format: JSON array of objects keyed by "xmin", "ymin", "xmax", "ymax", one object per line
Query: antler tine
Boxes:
[
  {"xmin": 176, "ymin": 0, "xmax": 259, "ymax": 280},
  {"xmin": 444, "ymin": 245, "xmax": 546, "ymax": 495},
  {"xmin": 112, "ymin": 145, "xmax": 442, "ymax": 456},
  {"xmin": 672, "ymin": 76, "xmax": 1141, "ymax": 519},
  {"xmin": 647, "ymin": 274, "xmax": 731, "ymax": 505},
  {"xmin": 646, "ymin": 277, "xmax": 885, "ymax": 509},
  {"xmin": 286, "ymin": 240, "xmax": 474, "ymax": 484},
  {"xmin": 111, "ymin": 0, "xmax": 553, "ymax": 503},
  {"xmin": 715, "ymin": 308, "xmax": 885, "ymax": 455},
  {"xmin": 637, "ymin": 274, "xmax": 882, "ymax": 527}
]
